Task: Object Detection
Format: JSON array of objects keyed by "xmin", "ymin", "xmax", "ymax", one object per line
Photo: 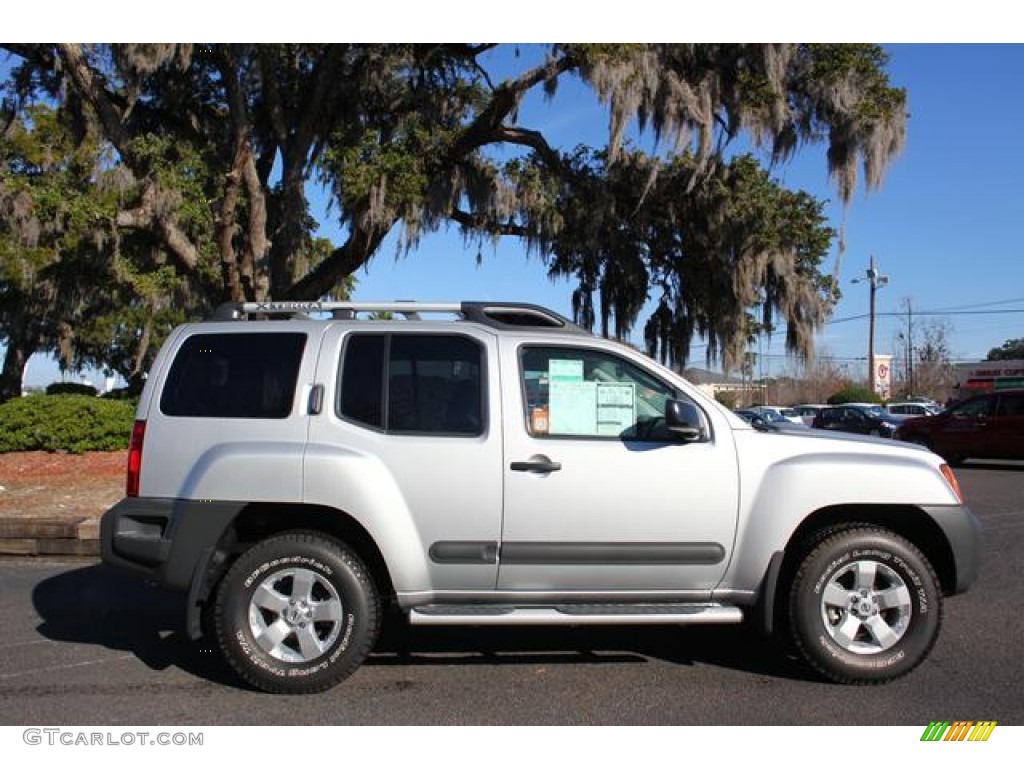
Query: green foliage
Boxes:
[
  {"xmin": 985, "ymin": 338, "xmax": 1024, "ymax": 361},
  {"xmin": 100, "ymin": 386, "xmax": 141, "ymax": 402},
  {"xmin": 827, "ymin": 386, "xmax": 882, "ymax": 405},
  {"xmin": 803, "ymin": 44, "xmax": 906, "ymax": 121},
  {"xmin": 714, "ymin": 391, "xmax": 738, "ymax": 410},
  {"xmin": 0, "ymin": 395, "xmax": 134, "ymax": 453},
  {"xmin": 1, "ymin": 43, "xmax": 907, "ymax": 381},
  {"xmin": 45, "ymin": 381, "xmax": 97, "ymax": 396}
]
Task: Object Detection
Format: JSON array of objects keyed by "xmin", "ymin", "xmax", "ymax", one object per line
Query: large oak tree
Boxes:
[{"xmin": 1, "ymin": 43, "xmax": 906, "ymax": 382}]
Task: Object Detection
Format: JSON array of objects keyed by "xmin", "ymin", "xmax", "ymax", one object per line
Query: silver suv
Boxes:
[{"xmin": 101, "ymin": 301, "xmax": 981, "ymax": 693}]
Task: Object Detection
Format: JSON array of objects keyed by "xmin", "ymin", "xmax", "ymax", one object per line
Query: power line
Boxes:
[{"xmin": 825, "ymin": 307, "xmax": 1024, "ymax": 327}]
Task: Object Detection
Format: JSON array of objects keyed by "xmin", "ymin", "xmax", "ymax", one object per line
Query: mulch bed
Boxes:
[{"xmin": 0, "ymin": 451, "xmax": 126, "ymax": 520}]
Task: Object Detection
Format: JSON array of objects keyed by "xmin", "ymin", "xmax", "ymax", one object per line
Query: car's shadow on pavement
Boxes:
[
  {"xmin": 371, "ymin": 618, "xmax": 817, "ymax": 682},
  {"xmin": 31, "ymin": 563, "xmax": 241, "ymax": 689},
  {"xmin": 33, "ymin": 564, "xmax": 817, "ymax": 690}
]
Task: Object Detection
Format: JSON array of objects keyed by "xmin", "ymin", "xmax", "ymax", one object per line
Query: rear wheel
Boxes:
[
  {"xmin": 788, "ymin": 527, "xmax": 942, "ymax": 684},
  {"xmin": 214, "ymin": 532, "xmax": 380, "ymax": 694}
]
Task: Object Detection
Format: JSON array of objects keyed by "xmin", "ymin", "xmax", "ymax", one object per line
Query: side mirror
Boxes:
[{"xmin": 665, "ymin": 399, "xmax": 707, "ymax": 441}]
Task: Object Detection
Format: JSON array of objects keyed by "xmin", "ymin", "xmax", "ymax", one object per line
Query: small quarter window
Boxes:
[{"xmin": 339, "ymin": 335, "xmax": 386, "ymax": 429}]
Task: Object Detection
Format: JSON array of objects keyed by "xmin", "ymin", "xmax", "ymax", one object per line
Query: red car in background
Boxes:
[{"xmin": 894, "ymin": 389, "xmax": 1024, "ymax": 465}]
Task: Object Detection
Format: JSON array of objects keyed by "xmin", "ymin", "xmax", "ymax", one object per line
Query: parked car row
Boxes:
[{"xmin": 736, "ymin": 391, "xmax": 1023, "ymax": 464}]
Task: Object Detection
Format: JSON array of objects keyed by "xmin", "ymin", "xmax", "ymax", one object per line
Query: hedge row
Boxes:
[{"xmin": 0, "ymin": 395, "xmax": 136, "ymax": 454}]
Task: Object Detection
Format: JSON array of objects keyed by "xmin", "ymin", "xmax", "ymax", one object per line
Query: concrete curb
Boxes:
[{"xmin": 0, "ymin": 516, "xmax": 100, "ymax": 556}]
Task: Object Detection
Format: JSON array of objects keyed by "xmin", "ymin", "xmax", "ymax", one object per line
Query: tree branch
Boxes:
[
  {"xmin": 217, "ymin": 47, "xmax": 270, "ymax": 300},
  {"xmin": 257, "ymin": 47, "xmax": 288, "ymax": 147},
  {"xmin": 285, "ymin": 49, "xmax": 579, "ymax": 301},
  {"xmin": 55, "ymin": 44, "xmax": 129, "ymax": 152},
  {"xmin": 282, "ymin": 210, "xmax": 390, "ymax": 300},
  {"xmin": 493, "ymin": 125, "xmax": 564, "ymax": 171},
  {"xmin": 449, "ymin": 208, "xmax": 532, "ymax": 237},
  {"xmin": 115, "ymin": 183, "xmax": 200, "ymax": 271},
  {"xmin": 446, "ymin": 50, "xmax": 577, "ymax": 161}
]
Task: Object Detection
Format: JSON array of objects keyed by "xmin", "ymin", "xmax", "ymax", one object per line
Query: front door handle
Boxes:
[{"xmin": 510, "ymin": 458, "xmax": 562, "ymax": 473}]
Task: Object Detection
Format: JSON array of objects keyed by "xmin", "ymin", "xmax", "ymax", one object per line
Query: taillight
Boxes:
[
  {"xmin": 126, "ymin": 420, "xmax": 146, "ymax": 497},
  {"xmin": 939, "ymin": 463, "xmax": 964, "ymax": 504}
]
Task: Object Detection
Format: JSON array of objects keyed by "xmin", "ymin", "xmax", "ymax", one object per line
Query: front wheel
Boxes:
[
  {"xmin": 214, "ymin": 532, "xmax": 380, "ymax": 694},
  {"xmin": 788, "ymin": 527, "xmax": 942, "ymax": 684}
]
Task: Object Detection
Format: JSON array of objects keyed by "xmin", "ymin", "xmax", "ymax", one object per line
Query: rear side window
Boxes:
[
  {"xmin": 996, "ymin": 393, "xmax": 1024, "ymax": 416},
  {"xmin": 160, "ymin": 333, "xmax": 306, "ymax": 418},
  {"xmin": 338, "ymin": 334, "xmax": 484, "ymax": 435}
]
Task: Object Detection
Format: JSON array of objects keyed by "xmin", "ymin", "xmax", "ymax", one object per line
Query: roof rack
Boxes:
[{"xmin": 209, "ymin": 300, "xmax": 592, "ymax": 335}]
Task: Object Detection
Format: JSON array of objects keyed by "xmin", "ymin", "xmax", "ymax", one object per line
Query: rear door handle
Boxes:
[
  {"xmin": 510, "ymin": 458, "xmax": 562, "ymax": 473},
  {"xmin": 308, "ymin": 384, "xmax": 325, "ymax": 415}
]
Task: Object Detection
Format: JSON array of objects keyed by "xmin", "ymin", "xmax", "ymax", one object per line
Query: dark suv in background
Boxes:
[
  {"xmin": 811, "ymin": 404, "xmax": 902, "ymax": 437},
  {"xmin": 895, "ymin": 389, "xmax": 1024, "ymax": 465}
]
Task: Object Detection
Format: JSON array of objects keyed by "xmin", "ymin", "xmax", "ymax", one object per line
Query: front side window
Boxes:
[
  {"xmin": 338, "ymin": 334, "xmax": 484, "ymax": 436},
  {"xmin": 520, "ymin": 346, "xmax": 678, "ymax": 441},
  {"xmin": 161, "ymin": 333, "xmax": 306, "ymax": 418},
  {"xmin": 953, "ymin": 396, "xmax": 994, "ymax": 418}
]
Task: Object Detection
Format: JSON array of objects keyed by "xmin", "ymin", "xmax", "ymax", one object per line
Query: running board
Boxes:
[{"xmin": 408, "ymin": 603, "xmax": 744, "ymax": 626}]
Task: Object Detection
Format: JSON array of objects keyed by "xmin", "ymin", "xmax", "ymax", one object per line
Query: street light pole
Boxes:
[{"xmin": 853, "ymin": 255, "xmax": 888, "ymax": 395}]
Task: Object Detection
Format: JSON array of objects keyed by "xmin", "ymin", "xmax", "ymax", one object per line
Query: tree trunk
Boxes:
[{"xmin": 0, "ymin": 332, "xmax": 34, "ymax": 404}]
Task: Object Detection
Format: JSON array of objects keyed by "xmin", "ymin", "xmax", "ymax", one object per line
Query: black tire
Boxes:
[
  {"xmin": 214, "ymin": 532, "xmax": 380, "ymax": 694},
  {"xmin": 788, "ymin": 527, "xmax": 942, "ymax": 684}
]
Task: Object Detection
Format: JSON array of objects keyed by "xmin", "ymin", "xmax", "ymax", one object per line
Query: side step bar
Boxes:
[{"xmin": 409, "ymin": 603, "xmax": 744, "ymax": 626}]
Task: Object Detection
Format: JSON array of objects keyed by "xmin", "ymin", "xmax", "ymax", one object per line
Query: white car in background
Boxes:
[
  {"xmin": 887, "ymin": 401, "xmax": 943, "ymax": 417},
  {"xmin": 792, "ymin": 404, "xmax": 828, "ymax": 426}
]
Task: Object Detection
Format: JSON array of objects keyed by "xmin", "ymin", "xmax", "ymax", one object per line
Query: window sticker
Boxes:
[
  {"xmin": 549, "ymin": 380, "xmax": 598, "ymax": 435},
  {"xmin": 548, "ymin": 358, "xmax": 584, "ymax": 383},
  {"xmin": 596, "ymin": 383, "xmax": 636, "ymax": 436}
]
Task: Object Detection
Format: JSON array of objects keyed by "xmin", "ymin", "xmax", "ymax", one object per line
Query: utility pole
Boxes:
[
  {"xmin": 853, "ymin": 255, "xmax": 889, "ymax": 395},
  {"xmin": 906, "ymin": 300, "xmax": 914, "ymax": 396}
]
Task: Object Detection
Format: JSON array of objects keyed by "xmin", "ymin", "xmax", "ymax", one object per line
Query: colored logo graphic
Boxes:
[{"xmin": 920, "ymin": 721, "xmax": 997, "ymax": 742}]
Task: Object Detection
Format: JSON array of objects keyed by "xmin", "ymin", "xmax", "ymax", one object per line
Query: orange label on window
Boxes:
[{"xmin": 531, "ymin": 406, "xmax": 549, "ymax": 435}]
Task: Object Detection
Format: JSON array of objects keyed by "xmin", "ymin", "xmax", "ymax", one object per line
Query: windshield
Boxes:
[{"xmin": 858, "ymin": 406, "xmax": 887, "ymax": 418}]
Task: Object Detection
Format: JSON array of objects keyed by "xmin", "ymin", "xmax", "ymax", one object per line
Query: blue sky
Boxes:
[
  {"xmin": 7, "ymin": 42, "xmax": 1024, "ymax": 387},
  {"xmin": 327, "ymin": 44, "xmax": 1024, "ymax": 378}
]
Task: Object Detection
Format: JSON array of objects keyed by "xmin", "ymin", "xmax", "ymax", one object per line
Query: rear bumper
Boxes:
[{"xmin": 101, "ymin": 497, "xmax": 241, "ymax": 592}]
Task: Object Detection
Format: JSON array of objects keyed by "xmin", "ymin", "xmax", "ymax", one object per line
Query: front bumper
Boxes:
[{"xmin": 921, "ymin": 503, "xmax": 983, "ymax": 594}]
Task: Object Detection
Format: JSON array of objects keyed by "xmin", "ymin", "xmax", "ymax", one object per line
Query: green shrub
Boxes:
[
  {"xmin": 0, "ymin": 395, "xmax": 135, "ymax": 454},
  {"xmin": 101, "ymin": 386, "xmax": 140, "ymax": 401},
  {"xmin": 827, "ymin": 386, "xmax": 882, "ymax": 405},
  {"xmin": 45, "ymin": 381, "xmax": 99, "ymax": 396},
  {"xmin": 714, "ymin": 391, "xmax": 738, "ymax": 409}
]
